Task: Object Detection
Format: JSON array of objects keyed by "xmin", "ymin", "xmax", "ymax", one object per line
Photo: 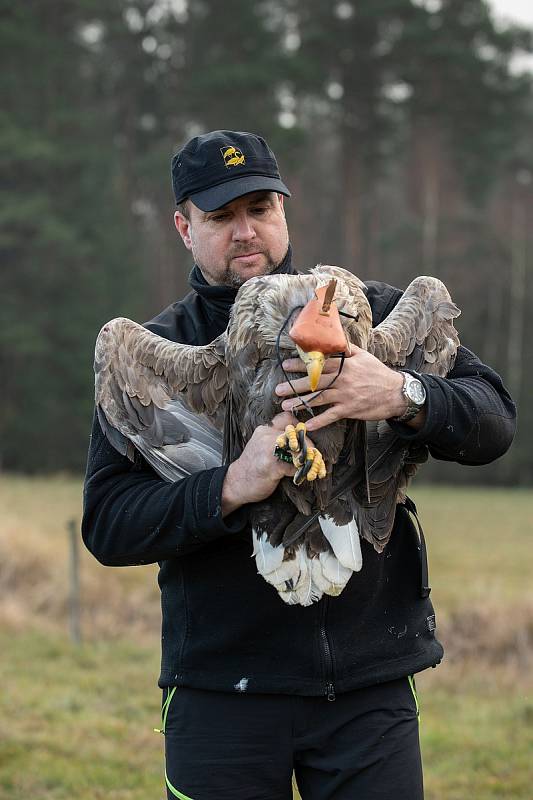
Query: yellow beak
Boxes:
[{"xmin": 297, "ymin": 347, "xmax": 325, "ymax": 392}]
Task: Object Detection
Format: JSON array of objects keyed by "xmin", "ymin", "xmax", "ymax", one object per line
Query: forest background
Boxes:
[{"xmin": 2, "ymin": 0, "xmax": 532, "ymax": 483}]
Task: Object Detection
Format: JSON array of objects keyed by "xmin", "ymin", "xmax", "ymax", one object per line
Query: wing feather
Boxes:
[
  {"xmin": 368, "ymin": 276, "xmax": 460, "ymax": 376},
  {"xmin": 359, "ymin": 276, "xmax": 460, "ymax": 550},
  {"xmin": 94, "ymin": 317, "xmax": 226, "ymax": 478}
]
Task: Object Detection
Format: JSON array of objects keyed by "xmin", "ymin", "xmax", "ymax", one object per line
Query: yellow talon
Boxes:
[
  {"xmin": 306, "ymin": 450, "xmax": 325, "ymax": 482},
  {"xmin": 280, "ymin": 420, "xmax": 327, "ymax": 484},
  {"xmin": 285, "ymin": 424, "xmax": 299, "ymax": 452},
  {"xmin": 294, "ymin": 446, "xmax": 314, "ymax": 470}
]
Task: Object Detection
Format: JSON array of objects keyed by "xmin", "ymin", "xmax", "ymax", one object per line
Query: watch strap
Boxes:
[{"xmin": 394, "ymin": 372, "xmax": 426, "ymax": 423}]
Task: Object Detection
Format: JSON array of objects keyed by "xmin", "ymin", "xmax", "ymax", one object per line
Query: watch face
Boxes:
[{"xmin": 407, "ymin": 378, "xmax": 426, "ymax": 405}]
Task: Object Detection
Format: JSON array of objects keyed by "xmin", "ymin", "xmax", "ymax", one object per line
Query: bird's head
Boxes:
[{"xmin": 289, "ymin": 279, "xmax": 348, "ymax": 391}]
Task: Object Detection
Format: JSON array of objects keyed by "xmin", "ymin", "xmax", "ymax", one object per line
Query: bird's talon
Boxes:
[
  {"xmin": 297, "ymin": 429, "xmax": 307, "ymax": 463},
  {"xmin": 305, "ymin": 449, "xmax": 326, "ymax": 482},
  {"xmin": 276, "ymin": 434, "xmax": 287, "ymax": 449},
  {"xmin": 293, "ymin": 456, "xmax": 315, "ymax": 485},
  {"xmin": 285, "ymin": 424, "xmax": 300, "ymax": 452},
  {"xmin": 278, "ymin": 422, "xmax": 326, "ymax": 484}
]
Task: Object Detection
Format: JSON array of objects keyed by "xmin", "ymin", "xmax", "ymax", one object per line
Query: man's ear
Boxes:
[
  {"xmin": 174, "ymin": 211, "xmax": 192, "ymax": 250},
  {"xmin": 277, "ymin": 193, "xmax": 285, "ymax": 216}
]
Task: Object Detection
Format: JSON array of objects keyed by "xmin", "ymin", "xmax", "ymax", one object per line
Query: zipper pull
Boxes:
[{"xmin": 326, "ymin": 682, "xmax": 336, "ymax": 702}]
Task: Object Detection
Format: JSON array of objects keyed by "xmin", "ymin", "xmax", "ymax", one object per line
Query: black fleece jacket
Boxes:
[{"xmin": 82, "ymin": 259, "xmax": 516, "ymax": 696}]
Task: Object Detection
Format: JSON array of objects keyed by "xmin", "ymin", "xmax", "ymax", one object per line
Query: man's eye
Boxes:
[
  {"xmin": 251, "ymin": 206, "xmax": 268, "ymax": 215},
  {"xmin": 210, "ymin": 214, "xmax": 229, "ymax": 222}
]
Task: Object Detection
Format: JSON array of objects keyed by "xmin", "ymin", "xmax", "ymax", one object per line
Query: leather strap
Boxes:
[{"xmin": 403, "ymin": 496, "xmax": 431, "ymax": 598}]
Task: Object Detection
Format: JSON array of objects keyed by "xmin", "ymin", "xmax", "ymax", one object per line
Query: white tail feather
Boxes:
[
  {"xmin": 252, "ymin": 530, "xmax": 284, "ymax": 576},
  {"xmin": 309, "ymin": 556, "xmax": 332, "ymax": 597},
  {"xmin": 318, "ymin": 550, "xmax": 353, "ymax": 595},
  {"xmin": 253, "ymin": 526, "xmax": 359, "ymax": 606},
  {"xmin": 253, "ymin": 532, "xmax": 303, "ymax": 594},
  {"xmin": 292, "ymin": 548, "xmax": 320, "ymax": 606},
  {"xmin": 319, "ymin": 515, "xmax": 363, "ymax": 572}
]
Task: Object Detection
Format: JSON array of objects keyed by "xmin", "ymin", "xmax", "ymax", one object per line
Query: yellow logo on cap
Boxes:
[{"xmin": 221, "ymin": 146, "xmax": 245, "ymax": 168}]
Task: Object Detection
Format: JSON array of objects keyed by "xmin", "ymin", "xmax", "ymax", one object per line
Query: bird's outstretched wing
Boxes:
[
  {"xmin": 94, "ymin": 317, "xmax": 226, "ymax": 480},
  {"xmin": 368, "ymin": 275, "xmax": 460, "ymax": 375},
  {"xmin": 358, "ymin": 276, "xmax": 461, "ymax": 551}
]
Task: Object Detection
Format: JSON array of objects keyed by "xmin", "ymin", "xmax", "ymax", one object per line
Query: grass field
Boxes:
[{"xmin": 1, "ymin": 476, "xmax": 532, "ymax": 799}]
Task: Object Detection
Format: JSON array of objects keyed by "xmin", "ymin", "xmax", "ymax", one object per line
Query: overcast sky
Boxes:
[
  {"xmin": 489, "ymin": 0, "xmax": 533, "ymax": 72},
  {"xmin": 489, "ymin": 0, "xmax": 533, "ymax": 27}
]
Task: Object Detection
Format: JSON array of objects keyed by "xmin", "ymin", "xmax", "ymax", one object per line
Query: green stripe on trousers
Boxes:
[{"xmin": 165, "ymin": 768, "xmax": 196, "ymax": 800}]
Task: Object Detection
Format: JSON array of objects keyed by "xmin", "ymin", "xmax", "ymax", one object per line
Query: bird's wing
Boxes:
[
  {"xmin": 353, "ymin": 420, "xmax": 428, "ymax": 552},
  {"xmin": 368, "ymin": 275, "xmax": 460, "ymax": 376},
  {"xmin": 94, "ymin": 317, "xmax": 227, "ymax": 480},
  {"xmin": 359, "ymin": 277, "xmax": 460, "ymax": 550}
]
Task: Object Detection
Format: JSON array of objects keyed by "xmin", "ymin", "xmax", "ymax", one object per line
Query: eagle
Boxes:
[{"xmin": 94, "ymin": 265, "xmax": 460, "ymax": 605}]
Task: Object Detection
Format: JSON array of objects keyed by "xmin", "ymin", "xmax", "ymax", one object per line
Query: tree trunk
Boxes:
[{"xmin": 506, "ymin": 190, "xmax": 527, "ymax": 409}]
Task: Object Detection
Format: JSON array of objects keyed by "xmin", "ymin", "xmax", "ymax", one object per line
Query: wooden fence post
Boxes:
[{"xmin": 68, "ymin": 519, "xmax": 82, "ymax": 644}]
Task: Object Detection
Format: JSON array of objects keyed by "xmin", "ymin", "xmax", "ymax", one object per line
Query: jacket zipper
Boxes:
[{"xmin": 319, "ymin": 597, "xmax": 336, "ymax": 701}]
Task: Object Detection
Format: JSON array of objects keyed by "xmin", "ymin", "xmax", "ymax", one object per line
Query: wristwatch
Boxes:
[{"xmin": 394, "ymin": 372, "xmax": 426, "ymax": 423}]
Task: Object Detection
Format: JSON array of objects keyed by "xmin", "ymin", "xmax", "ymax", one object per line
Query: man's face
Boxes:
[{"xmin": 174, "ymin": 191, "xmax": 289, "ymax": 288}]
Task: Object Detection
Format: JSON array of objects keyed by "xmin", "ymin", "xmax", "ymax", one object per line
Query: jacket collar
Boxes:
[{"xmin": 188, "ymin": 244, "xmax": 296, "ymax": 328}]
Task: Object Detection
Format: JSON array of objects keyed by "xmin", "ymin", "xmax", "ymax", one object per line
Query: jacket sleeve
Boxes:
[
  {"xmin": 388, "ymin": 345, "xmax": 516, "ymax": 465},
  {"xmin": 82, "ymin": 413, "xmax": 248, "ymax": 567}
]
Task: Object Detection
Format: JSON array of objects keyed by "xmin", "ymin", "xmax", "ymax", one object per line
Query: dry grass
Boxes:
[
  {"xmin": 0, "ymin": 474, "xmax": 160, "ymax": 640},
  {"xmin": 2, "ymin": 476, "xmax": 532, "ymax": 666},
  {"xmin": 1, "ymin": 475, "xmax": 533, "ymax": 799}
]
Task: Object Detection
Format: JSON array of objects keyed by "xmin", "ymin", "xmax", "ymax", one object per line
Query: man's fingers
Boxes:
[
  {"xmin": 275, "ymin": 376, "xmax": 309, "ymax": 396},
  {"xmin": 280, "ymin": 358, "xmax": 305, "ymax": 373},
  {"xmin": 281, "ymin": 390, "xmax": 337, "ymax": 412},
  {"xmin": 270, "ymin": 411, "xmax": 299, "ymax": 430},
  {"xmin": 304, "ymin": 407, "xmax": 341, "ymax": 432},
  {"xmin": 279, "ymin": 461, "xmax": 297, "ymax": 478},
  {"xmin": 276, "ymin": 371, "xmax": 342, "ymax": 398},
  {"xmin": 348, "ymin": 342, "xmax": 362, "ymax": 357}
]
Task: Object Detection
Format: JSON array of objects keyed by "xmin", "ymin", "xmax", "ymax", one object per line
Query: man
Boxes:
[{"xmin": 83, "ymin": 130, "xmax": 516, "ymax": 800}]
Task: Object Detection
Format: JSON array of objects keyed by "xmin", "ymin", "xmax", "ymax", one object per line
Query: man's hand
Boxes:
[
  {"xmin": 221, "ymin": 412, "xmax": 314, "ymax": 516},
  {"xmin": 275, "ymin": 344, "xmax": 424, "ymax": 432}
]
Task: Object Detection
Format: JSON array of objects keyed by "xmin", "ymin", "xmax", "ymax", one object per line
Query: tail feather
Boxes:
[
  {"xmin": 319, "ymin": 515, "xmax": 362, "ymax": 572},
  {"xmin": 252, "ymin": 530, "xmax": 285, "ymax": 576},
  {"xmin": 317, "ymin": 550, "xmax": 353, "ymax": 594}
]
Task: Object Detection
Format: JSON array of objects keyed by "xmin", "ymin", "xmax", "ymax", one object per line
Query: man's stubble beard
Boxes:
[{"xmin": 196, "ymin": 251, "xmax": 283, "ymax": 288}]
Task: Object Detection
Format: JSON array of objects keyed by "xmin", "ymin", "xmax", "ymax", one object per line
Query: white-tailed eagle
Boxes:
[{"xmin": 94, "ymin": 266, "xmax": 460, "ymax": 605}]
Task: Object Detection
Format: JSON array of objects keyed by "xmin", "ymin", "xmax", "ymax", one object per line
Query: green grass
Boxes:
[
  {"xmin": 0, "ymin": 632, "xmax": 162, "ymax": 799},
  {"xmin": 418, "ymin": 672, "xmax": 533, "ymax": 800},
  {"xmin": 1, "ymin": 631, "xmax": 531, "ymax": 800},
  {"xmin": 411, "ymin": 485, "xmax": 533, "ymax": 611},
  {"xmin": 1, "ymin": 477, "xmax": 532, "ymax": 799}
]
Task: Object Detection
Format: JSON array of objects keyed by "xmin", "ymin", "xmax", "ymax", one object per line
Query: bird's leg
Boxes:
[{"xmin": 274, "ymin": 422, "xmax": 327, "ymax": 485}]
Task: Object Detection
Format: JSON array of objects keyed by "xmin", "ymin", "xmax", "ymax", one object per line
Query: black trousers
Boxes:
[{"xmin": 162, "ymin": 677, "xmax": 423, "ymax": 800}]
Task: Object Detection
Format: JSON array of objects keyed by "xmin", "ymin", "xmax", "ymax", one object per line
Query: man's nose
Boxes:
[{"xmin": 232, "ymin": 212, "xmax": 256, "ymax": 241}]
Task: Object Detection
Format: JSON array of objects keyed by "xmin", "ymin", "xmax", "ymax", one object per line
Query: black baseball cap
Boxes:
[{"xmin": 171, "ymin": 130, "xmax": 291, "ymax": 212}]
